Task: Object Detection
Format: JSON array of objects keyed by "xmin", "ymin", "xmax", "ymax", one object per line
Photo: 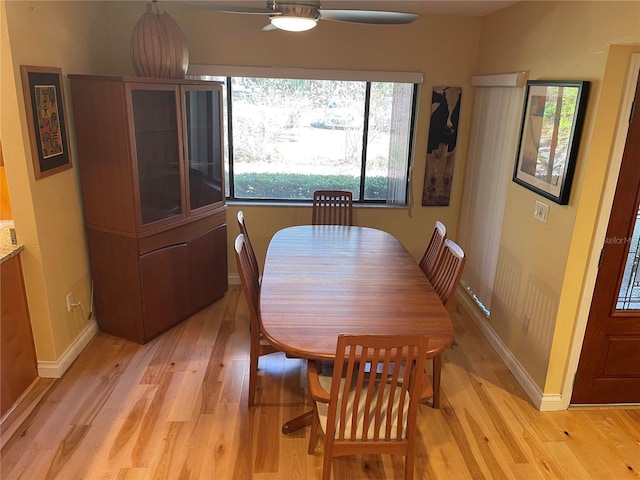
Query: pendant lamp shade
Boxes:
[{"xmin": 130, "ymin": 2, "xmax": 189, "ymax": 78}]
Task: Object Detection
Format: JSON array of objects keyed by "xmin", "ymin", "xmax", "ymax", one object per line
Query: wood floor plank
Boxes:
[
  {"xmin": 3, "ymin": 446, "xmax": 56, "ymax": 480},
  {"xmin": 619, "ymin": 408, "xmax": 640, "ymax": 438},
  {"xmin": 229, "ymin": 387, "xmax": 252, "ymax": 480},
  {"xmin": 416, "ymin": 406, "xmax": 469, "ymax": 479},
  {"xmin": 589, "ymin": 409, "xmax": 640, "ymax": 474},
  {"xmin": 1, "ymin": 389, "xmax": 61, "ymax": 477},
  {"xmin": 115, "ymin": 467, "xmax": 146, "ymax": 479},
  {"xmin": 43, "ymin": 424, "xmax": 91, "ymax": 480},
  {"xmin": 219, "ymin": 359, "xmax": 245, "ymax": 405},
  {"xmin": 199, "ymin": 402, "xmax": 241, "ymax": 478},
  {"xmin": 0, "ymin": 377, "xmax": 55, "ymax": 449},
  {"xmin": 2, "ymin": 287, "xmax": 639, "ymax": 480},
  {"xmin": 200, "ymin": 319, "xmax": 235, "ymax": 414},
  {"xmin": 464, "ymin": 408, "xmax": 512, "ymax": 480},
  {"xmin": 438, "ymin": 394, "xmax": 488, "ymax": 480},
  {"xmin": 466, "ymin": 373, "xmax": 530, "ymax": 464},
  {"xmin": 148, "ymin": 420, "xmax": 195, "ymax": 480},
  {"xmin": 132, "ymin": 370, "xmax": 175, "ymax": 468},
  {"xmin": 167, "ymin": 344, "xmax": 211, "ymax": 422},
  {"xmin": 508, "ymin": 462, "xmax": 545, "ymax": 480},
  {"xmin": 171, "ymin": 413, "xmax": 215, "ymax": 480},
  {"xmin": 253, "ymin": 353, "xmax": 284, "ymax": 473},
  {"xmin": 545, "ymin": 441, "xmax": 595, "ymax": 480},
  {"xmin": 546, "ymin": 410, "xmax": 624, "ymax": 479}
]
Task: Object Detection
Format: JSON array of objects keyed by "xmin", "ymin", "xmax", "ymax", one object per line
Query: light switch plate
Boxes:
[{"xmin": 534, "ymin": 200, "xmax": 549, "ymax": 223}]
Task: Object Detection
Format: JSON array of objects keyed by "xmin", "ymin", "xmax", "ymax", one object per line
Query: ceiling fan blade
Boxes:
[
  {"xmin": 205, "ymin": 4, "xmax": 277, "ymax": 15},
  {"xmin": 319, "ymin": 9, "xmax": 418, "ymax": 24}
]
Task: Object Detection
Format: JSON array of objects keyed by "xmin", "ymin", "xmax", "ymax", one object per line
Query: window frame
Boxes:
[{"xmin": 188, "ymin": 65, "xmax": 423, "ymax": 205}]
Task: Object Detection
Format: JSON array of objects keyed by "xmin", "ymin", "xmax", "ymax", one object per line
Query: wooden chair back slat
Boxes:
[
  {"xmin": 431, "ymin": 238, "xmax": 466, "ymax": 308},
  {"xmin": 237, "ymin": 210, "xmax": 260, "ymax": 280},
  {"xmin": 419, "ymin": 220, "xmax": 447, "ymax": 283},
  {"xmin": 311, "ymin": 334, "xmax": 428, "ymax": 479},
  {"xmin": 235, "ymin": 234, "xmax": 259, "ymax": 317},
  {"xmin": 312, "ymin": 190, "xmax": 354, "ymax": 226}
]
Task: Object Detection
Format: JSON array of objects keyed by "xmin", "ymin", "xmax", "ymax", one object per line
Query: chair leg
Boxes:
[
  {"xmin": 308, "ymin": 409, "xmax": 320, "ymax": 454},
  {"xmin": 321, "ymin": 437, "xmax": 333, "ymax": 480},
  {"xmin": 432, "ymin": 354, "xmax": 442, "ymax": 408},
  {"xmin": 248, "ymin": 350, "xmax": 259, "ymax": 408},
  {"xmin": 405, "ymin": 451, "xmax": 415, "ymax": 480}
]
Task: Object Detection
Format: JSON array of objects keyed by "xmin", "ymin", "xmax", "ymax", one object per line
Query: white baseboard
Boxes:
[
  {"xmin": 455, "ymin": 290, "xmax": 567, "ymax": 412},
  {"xmin": 37, "ymin": 319, "xmax": 99, "ymax": 378},
  {"xmin": 228, "ymin": 273, "xmax": 241, "ymax": 285},
  {"xmin": 538, "ymin": 393, "xmax": 566, "ymax": 411}
]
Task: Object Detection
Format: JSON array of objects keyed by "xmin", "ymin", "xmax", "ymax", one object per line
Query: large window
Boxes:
[{"xmin": 194, "ymin": 67, "xmax": 419, "ymax": 204}]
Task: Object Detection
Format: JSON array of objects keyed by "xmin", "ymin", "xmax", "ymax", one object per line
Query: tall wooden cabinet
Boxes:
[{"xmin": 69, "ymin": 75, "xmax": 227, "ymax": 343}]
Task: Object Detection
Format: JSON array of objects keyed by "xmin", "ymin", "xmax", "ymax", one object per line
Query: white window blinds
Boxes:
[
  {"xmin": 458, "ymin": 77, "xmax": 525, "ymax": 314},
  {"xmin": 387, "ymin": 82, "xmax": 413, "ymax": 205}
]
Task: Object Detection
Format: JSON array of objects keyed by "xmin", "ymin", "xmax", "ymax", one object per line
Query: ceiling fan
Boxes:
[{"xmin": 205, "ymin": 1, "xmax": 419, "ymax": 32}]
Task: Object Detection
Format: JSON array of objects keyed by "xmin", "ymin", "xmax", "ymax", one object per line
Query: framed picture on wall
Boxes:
[
  {"xmin": 513, "ymin": 80, "xmax": 590, "ymax": 205},
  {"xmin": 422, "ymin": 86, "xmax": 462, "ymax": 206},
  {"xmin": 20, "ymin": 65, "xmax": 73, "ymax": 180}
]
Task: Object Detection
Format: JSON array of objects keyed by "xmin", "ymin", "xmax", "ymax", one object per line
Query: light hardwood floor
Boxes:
[{"xmin": 2, "ymin": 285, "xmax": 639, "ymax": 479}]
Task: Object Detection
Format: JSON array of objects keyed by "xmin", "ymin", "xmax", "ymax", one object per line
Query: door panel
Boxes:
[
  {"xmin": 188, "ymin": 223, "xmax": 228, "ymax": 313},
  {"xmin": 140, "ymin": 243, "xmax": 190, "ymax": 340},
  {"xmin": 572, "ymin": 72, "xmax": 640, "ymax": 404}
]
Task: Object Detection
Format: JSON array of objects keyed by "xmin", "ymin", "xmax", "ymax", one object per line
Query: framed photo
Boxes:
[
  {"xmin": 20, "ymin": 66, "xmax": 73, "ymax": 180},
  {"xmin": 422, "ymin": 86, "xmax": 462, "ymax": 206},
  {"xmin": 513, "ymin": 80, "xmax": 590, "ymax": 205}
]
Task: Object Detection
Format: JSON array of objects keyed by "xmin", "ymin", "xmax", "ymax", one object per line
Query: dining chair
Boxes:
[
  {"xmin": 234, "ymin": 233, "xmax": 280, "ymax": 407},
  {"xmin": 418, "ymin": 220, "xmax": 447, "ymax": 283},
  {"xmin": 429, "ymin": 238, "xmax": 466, "ymax": 408},
  {"xmin": 312, "ymin": 189, "xmax": 353, "ymax": 226},
  {"xmin": 237, "ymin": 210, "xmax": 260, "ymax": 281},
  {"xmin": 307, "ymin": 334, "xmax": 432, "ymax": 480}
]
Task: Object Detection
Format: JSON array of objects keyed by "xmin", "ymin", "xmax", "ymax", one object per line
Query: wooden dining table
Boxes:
[{"xmin": 260, "ymin": 225, "xmax": 453, "ymax": 433}]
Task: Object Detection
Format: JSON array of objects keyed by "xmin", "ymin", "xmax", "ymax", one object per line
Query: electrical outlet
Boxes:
[
  {"xmin": 534, "ymin": 200, "xmax": 549, "ymax": 223},
  {"xmin": 66, "ymin": 292, "xmax": 75, "ymax": 312},
  {"xmin": 522, "ymin": 315, "xmax": 530, "ymax": 334}
]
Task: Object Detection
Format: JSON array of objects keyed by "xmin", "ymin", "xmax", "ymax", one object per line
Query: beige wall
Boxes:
[
  {"xmin": 475, "ymin": 1, "xmax": 640, "ymax": 397},
  {"xmin": 2, "ymin": 1, "xmax": 120, "ymax": 364},
  {"xmin": 3, "ymin": 0, "xmax": 639, "ymax": 408}
]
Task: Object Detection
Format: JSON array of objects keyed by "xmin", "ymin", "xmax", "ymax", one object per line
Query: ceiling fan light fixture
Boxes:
[{"xmin": 270, "ymin": 15, "xmax": 317, "ymax": 31}]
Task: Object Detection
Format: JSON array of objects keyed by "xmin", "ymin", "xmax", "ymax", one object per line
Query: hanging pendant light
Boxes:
[{"xmin": 130, "ymin": 0, "xmax": 189, "ymax": 78}]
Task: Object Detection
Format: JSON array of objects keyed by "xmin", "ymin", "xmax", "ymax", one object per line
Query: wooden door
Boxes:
[{"xmin": 572, "ymin": 73, "xmax": 640, "ymax": 404}]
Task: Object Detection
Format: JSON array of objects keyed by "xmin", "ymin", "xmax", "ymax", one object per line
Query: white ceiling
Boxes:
[{"xmin": 194, "ymin": 1, "xmax": 520, "ymax": 17}]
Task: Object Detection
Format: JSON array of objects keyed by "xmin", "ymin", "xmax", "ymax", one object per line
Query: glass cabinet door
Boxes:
[
  {"xmin": 184, "ymin": 86, "xmax": 224, "ymax": 212},
  {"xmin": 130, "ymin": 87, "xmax": 183, "ymax": 225}
]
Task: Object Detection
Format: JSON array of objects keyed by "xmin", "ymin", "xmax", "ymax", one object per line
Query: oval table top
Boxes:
[{"xmin": 260, "ymin": 225, "xmax": 453, "ymax": 361}]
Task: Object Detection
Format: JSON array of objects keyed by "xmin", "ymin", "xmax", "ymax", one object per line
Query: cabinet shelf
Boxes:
[{"xmin": 135, "ymin": 128, "xmax": 178, "ymax": 136}]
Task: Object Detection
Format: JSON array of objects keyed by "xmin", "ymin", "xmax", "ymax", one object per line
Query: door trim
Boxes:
[{"xmin": 563, "ymin": 53, "xmax": 640, "ymax": 408}]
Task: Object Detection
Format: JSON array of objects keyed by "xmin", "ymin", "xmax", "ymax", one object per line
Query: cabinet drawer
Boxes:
[{"xmin": 137, "ymin": 209, "xmax": 225, "ymax": 255}]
